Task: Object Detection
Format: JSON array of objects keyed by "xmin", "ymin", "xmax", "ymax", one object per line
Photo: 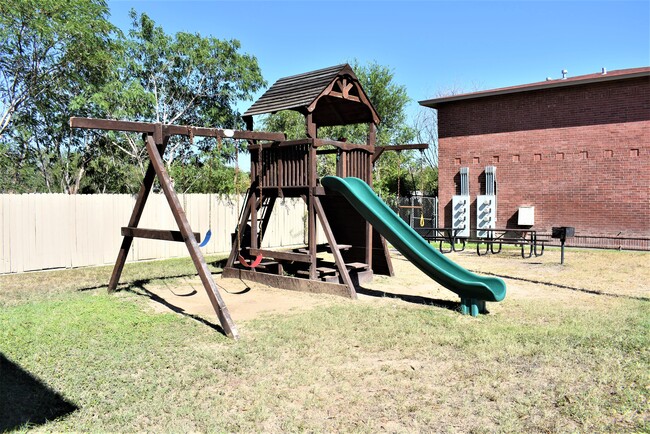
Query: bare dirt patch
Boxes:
[
  {"xmin": 143, "ymin": 274, "xmax": 339, "ymax": 323},
  {"xmin": 139, "ymin": 246, "xmax": 649, "ymax": 324}
]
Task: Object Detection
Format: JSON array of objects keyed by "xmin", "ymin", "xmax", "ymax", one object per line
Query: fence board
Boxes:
[
  {"xmin": 0, "ymin": 195, "xmax": 9, "ymax": 273},
  {"xmin": 0, "ymin": 193, "xmax": 308, "ymax": 274}
]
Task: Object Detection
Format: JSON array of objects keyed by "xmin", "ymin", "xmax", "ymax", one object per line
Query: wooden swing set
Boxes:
[
  {"xmin": 70, "ymin": 64, "xmax": 427, "ymax": 340},
  {"xmin": 69, "ymin": 117, "xmax": 284, "ymax": 339}
]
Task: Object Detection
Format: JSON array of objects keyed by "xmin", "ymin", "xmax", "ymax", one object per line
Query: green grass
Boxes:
[
  {"xmin": 1, "ymin": 254, "xmax": 649, "ymax": 432},
  {"xmin": 0, "ymin": 255, "xmax": 227, "ymax": 307}
]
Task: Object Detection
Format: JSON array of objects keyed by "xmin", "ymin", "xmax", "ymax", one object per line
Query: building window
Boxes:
[
  {"xmin": 556, "ymin": 152, "xmax": 564, "ymax": 160},
  {"xmin": 534, "ymin": 153, "xmax": 542, "ymax": 161},
  {"xmin": 630, "ymin": 149, "xmax": 640, "ymax": 157},
  {"xmin": 454, "ymin": 158, "xmax": 461, "ymax": 165},
  {"xmin": 492, "ymin": 156, "xmax": 499, "ymax": 163},
  {"xmin": 580, "ymin": 151, "xmax": 588, "ymax": 160},
  {"xmin": 512, "ymin": 154, "xmax": 520, "ymax": 162},
  {"xmin": 605, "ymin": 150, "xmax": 614, "ymax": 158},
  {"xmin": 473, "ymin": 156, "xmax": 480, "ymax": 164}
]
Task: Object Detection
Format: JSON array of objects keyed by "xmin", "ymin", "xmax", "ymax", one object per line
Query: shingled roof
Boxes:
[{"xmin": 243, "ymin": 64, "xmax": 380, "ymax": 127}]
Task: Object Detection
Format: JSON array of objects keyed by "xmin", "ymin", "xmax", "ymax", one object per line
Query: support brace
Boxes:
[{"xmin": 69, "ymin": 117, "xmax": 258, "ymax": 339}]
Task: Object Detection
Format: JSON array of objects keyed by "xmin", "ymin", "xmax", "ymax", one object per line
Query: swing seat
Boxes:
[
  {"xmin": 199, "ymin": 229, "xmax": 212, "ymax": 247},
  {"xmin": 238, "ymin": 254, "xmax": 263, "ymax": 268}
]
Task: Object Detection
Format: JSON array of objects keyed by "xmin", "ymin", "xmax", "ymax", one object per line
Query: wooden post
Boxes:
[
  {"xmin": 313, "ymin": 197, "xmax": 357, "ymax": 298},
  {"xmin": 143, "ymin": 134, "xmax": 238, "ymax": 339},
  {"xmin": 225, "ymin": 188, "xmax": 254, "ymax": 268},
  {"xmin": 308, "ymin": 144, "xmax": 317, "ymax": 280},
  {"xmin": 365, "ymin": 123, "xmax": 377, "ymax": 269},
  {"xmin": 108, "ymin": 133, "xmax": 168, "ymax": 292},
  {"xmin": 306, "ymin": 113, "xmax": 316, "ymax": 139}
]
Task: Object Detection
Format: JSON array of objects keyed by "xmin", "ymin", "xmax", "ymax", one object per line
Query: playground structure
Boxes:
[
  {"xmin": 70, "ymin": 64, "xmax": 506, "ymax": 340},
  {"xmin": 223, "ymin": 64, "xmax": 504, "ymax": 314},
  {"xmin": 222, "ymin": 64, "xmax": 428, "ymax": 297}
]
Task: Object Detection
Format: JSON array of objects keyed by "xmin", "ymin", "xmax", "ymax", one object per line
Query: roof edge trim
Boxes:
[{"xmin": 419, "ymin": 68, "xmax": 650, "ymax": 108}]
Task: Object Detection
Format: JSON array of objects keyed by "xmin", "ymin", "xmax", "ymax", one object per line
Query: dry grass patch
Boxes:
[{"xmin": 1, "ymin": 248, "xmax": 648, "ymax": 432}]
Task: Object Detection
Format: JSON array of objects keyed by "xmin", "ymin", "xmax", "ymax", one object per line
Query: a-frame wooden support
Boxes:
[
  {"xmin": 313, "ymin": 196, "xmax": 357, "ymax": 299},
  {"xmin": 69, "ymin": 117, "xmax": 285, "ymax": 340}
]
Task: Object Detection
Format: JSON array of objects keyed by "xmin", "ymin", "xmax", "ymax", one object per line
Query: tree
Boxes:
[
  {"xmin": 0, "ymin": 6, "xmax": 266, "ymax": 194},
  {"xmin": 0, "ymin": 0, "xmax": 119, "ymax": 193},
  {"xmin": 77, "ymin": 10, "xmax": 266, "ymax": 193},
  {"xmin": 415, "ymin": 82, "xmax": 484, "ymax": 168},
  {"xmin": 121, "ymin": 11, "xmax": 265, "ymax": 171},
  {"xmin": 0, "ymin": 0, "xmax": 115, "ymax": 138},
  {"xmin": 412, "ymin": 82, "xmax": 484, "ymax": 197}
]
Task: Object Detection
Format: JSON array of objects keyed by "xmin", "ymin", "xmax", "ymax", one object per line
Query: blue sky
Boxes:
[{"xmin": 107, "ymin": 0, "xmax": 650, "ymax": 122}]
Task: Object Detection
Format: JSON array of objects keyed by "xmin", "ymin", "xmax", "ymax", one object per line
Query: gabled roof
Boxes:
[
  {"xmin": 243, "ymin": 64, "xmax": 380, "ymax": 127},
  {"xmin": 419, "ymin": 66, "xmax": 650, "ymax": 108}
]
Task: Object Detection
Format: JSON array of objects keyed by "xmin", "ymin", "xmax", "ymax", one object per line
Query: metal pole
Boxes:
[{"xmin": 560, "ymin": 239, "xmax": 565, "ymax": 264}]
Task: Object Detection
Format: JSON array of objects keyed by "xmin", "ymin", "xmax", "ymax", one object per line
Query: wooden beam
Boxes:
[
  {"xmin": 144, "ymin": 134, "xmax": 239, "ymax": 339},
  {"xmin": 247, "ymin": 139, "xmax": 314, "ymax": 151},
  {"xmin": 108, "ymin": 137, "xmax": 169, "ymax": 292},
  {"xmin": 371, "ymin": 144, "xmax": 429, "ymax": 163},
  {"xmin": 313, "ymin": 139, "xmax": 374, "ymax": 152},
  {"xmin": 70, "ymin": 117, "xmax": 285, "ymax": 142},
  {"xmin": 384, "ymin": 143, "xmax": 429, "ymax": 151},
  {"xmin": 248, "ymin": 139, "xmax": 372, "ymax": 153},
  {"xmin": 121, "ymin": 227, "xmax": 200, "ymax": 242},
  {"xmin": 328, "ymin": 90, "xmax": 361, "ymax": 102},
  {"xmin": 313, "ymin": 197, "xmax": 357, "ymax": 298},
  {"xmin": 372, "ymin": 147, "xmax": 386, "ymax": 163},
  {"xmin": 222, "ymin": 268, "xmax": 354, "ymax": 298}
]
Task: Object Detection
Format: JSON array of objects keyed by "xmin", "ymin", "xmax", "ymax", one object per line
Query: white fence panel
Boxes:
[
  {"xmin": 0, "ymin": 193, "xmax": 308, "ymax": 274},
  {"xmin": 0, "ymin": 195, "xmax": 8, "ymax": 273}
]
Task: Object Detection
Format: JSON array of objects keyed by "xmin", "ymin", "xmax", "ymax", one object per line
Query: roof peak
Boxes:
[{"xmin": 243, "ymin": 64, "xmax": 380, "ymax": 127}]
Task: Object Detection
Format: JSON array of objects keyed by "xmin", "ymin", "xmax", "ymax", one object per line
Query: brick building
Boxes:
[{"xmin": 420, "ymin": 67, "xmax": 650, "ymax": 246}]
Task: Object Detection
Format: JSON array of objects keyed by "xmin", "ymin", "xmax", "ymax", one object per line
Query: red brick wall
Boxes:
[{"xmin": 437, "ymin": 76, "xmax": 650, "ymax": 238}]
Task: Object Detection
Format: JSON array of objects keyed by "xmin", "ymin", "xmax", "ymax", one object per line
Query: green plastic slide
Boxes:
[{"xmin": 321, "ymin": 176, "xmax": 506, "ymax": 315}]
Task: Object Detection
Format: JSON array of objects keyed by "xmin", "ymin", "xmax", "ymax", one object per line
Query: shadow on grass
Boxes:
[
  {"xmin": 0, "ymin": 354, "xmax": 78, "ymax": 431},
  {"xmin": 474, "ymin": 270, "xmax": 650, "ymax": 302},
  {"xmin": 75, "ymin": 272, "xmax": 206, "ymax": 293},
  {"xmin": 72, "ymin": 263, "xmax": 249, "ymax": 337},
  {"xmin": 356, "ymin": 286, "xmax": 461, "ymax": 313},
  {"xmin": 124, "ymin": 279, "xmax": 228, "ymax": 336}
]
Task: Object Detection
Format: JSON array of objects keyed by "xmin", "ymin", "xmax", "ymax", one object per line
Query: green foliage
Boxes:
[
  {"xmin": 261, "ymin": 110, "xmax": 305, "ymax": 140},
  {"xmin": 0, "ymin": 5, "xmax": 264, "ymax": 194},
  {"xmin": 0, "ymin": 0, "xmax": 116, "ymax": 135},
  {"xmin": 122, "ymin": 10, "xmax": 265, "ymax": 128},
  {"xmin": 73, "ymin": 10, "xmax": 266, "ymax": 194},
  {"xmin": 0, "ymin": 0, "xmax": 118, "ymax": 193},
  {"xmin": 168, "ymin": 148, "xmax": 250, "ymax": 194}
]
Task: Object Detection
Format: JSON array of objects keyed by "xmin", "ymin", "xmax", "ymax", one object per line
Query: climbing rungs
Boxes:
[
  {"xmin": 345, "ymin": 262, "xmax": 369, "ymax": 270},
  {"xmin": 326, "ymin": 244, "xmax": 352, "ymax": 252},
  {"xmin": 316, "ymin": 266, "xmax": 338, "ymax": 275},
  {"xmin": 121, "ymin": 227, "xmax": 200, "ymax": 242},
  {"xmin": 297, "ymin": 267, "xmax": 339, "ymax": 279}
]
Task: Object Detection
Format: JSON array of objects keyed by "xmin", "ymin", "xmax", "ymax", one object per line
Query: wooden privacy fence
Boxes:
[{"xmin": 0, "ymin": 193, "xmax": 311, "ymax": 274}]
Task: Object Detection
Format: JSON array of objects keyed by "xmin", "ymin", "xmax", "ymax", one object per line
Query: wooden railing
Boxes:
[{"xmin": 250, "ymin": 138, "xmax": 373, "ymax": 189}]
